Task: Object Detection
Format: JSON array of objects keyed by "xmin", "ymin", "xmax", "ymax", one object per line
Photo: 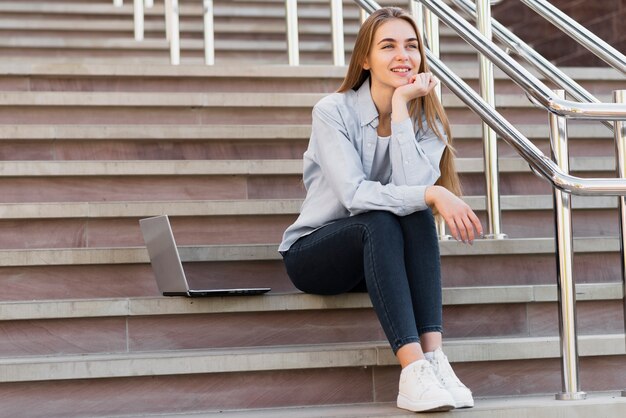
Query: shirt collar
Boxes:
[{"xmin": 356, "ymin": 78, "xmax": 379, "ymax": 128}]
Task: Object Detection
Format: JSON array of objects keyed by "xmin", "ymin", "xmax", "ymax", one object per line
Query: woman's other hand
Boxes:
[{"xmin": 425, "ymin": 185, "xmax": 483, "ymax": 244}]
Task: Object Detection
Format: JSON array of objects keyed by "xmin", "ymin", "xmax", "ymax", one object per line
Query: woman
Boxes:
[{"xmin": 279, "ymin": 7, "xmax": 482, "ymax": 413}]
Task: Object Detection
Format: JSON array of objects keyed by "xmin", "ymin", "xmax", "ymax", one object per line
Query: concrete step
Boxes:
[
  {"xmin": 0, "ymin": 157, "xmax": 614, "ymax": 175},
  {"xmin": 0, "ymin": 156, "xmax": 615, "ymax": 201},
  {"xmin": 0, "ymin": 236, "xmax": 621, "ymax": 300},
  {"xmin": 0, "ymin": 237, "xmax": 620, "ymax": 267},
  {"xmin": 1, "ymin": 282, "xmax": 621, "ymax": 320},
  {"xmin": 0, "ymin": 195, "xmax": 619, "ymax": 219},
  {"xmin": 0, "ymin": 63, "xmax": 621, "ymax": 95},
  {"xmin": 1, "ymin": 334, "xmax": 623, "ymax": 383},
  {"xmin": 0, "ymin": 284, "xmax": 621, "ymax": 357},
  {"xmin": 0, "ymin": 123, "xmax": 616, "ymax": 161},
  {"xmin": 0, "ymin": 192, "xmax": 619, "ymax": 250},
  {"xmin": 0, "ymin": 90, "xmax": 587, "ymax": 125},
  {"xmin": 0, "ymin": 37, "xmax": 477, "ymax": 65},
  {"xmin": 120, "ymin": 394, "xmax": 626, "ymax": 418}
]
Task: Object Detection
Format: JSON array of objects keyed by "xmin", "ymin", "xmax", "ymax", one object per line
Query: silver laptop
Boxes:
[{"xmin": 139, "ymin": 215, "xmax": 271, "ymax": 297}]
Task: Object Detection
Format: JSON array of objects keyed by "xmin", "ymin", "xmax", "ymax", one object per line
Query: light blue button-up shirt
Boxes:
[{"xmin": 279, "ymin": 79, "xmax": 447, "ymax": 252}]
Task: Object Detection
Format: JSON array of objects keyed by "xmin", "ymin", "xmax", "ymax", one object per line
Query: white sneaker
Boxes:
[
  {"xmin": 428, "ymin": 348, "xmax": 474, "ymax": 408},
  {"xmin": 397, "ymin": 359, "xmax": 456, "ymax": 412}
]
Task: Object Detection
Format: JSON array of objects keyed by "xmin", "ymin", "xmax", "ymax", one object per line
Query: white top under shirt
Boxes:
[{"xmin": 370, "ymin": 135, "xmax": 391, "ymax": 182}]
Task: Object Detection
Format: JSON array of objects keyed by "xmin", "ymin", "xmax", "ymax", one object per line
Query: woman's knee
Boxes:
[{"xmin": 358, "ymin": 210, "xmax": 402, "ymax": 241}]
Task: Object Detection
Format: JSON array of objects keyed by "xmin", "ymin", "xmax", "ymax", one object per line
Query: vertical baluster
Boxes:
[
  {"xmin": 331, "ymin": 0, "xmax": 345, "ymax": 66},
  {"xmin": 550, "ymin": 90, "xmax": 586, "ymax": 401},
  {"xmin": 170, "ymin": 0, "xmax": 180, "ymax": 65},
  {"xmin": 410, "ymin": 0, "xmax": 424, "ymax": 34},
  {"xmin": 614, "ymin": 90, "xmax": 626, "ymax": 398},
  {"xmin": 285, "ymin": 0, "xmax": 300, "ymax": 66},
  {"xmin": 164, "ymin": 0, "xmax": 172, "ymax": 41},
  {"xmin": 114, "ymin": 0, "xmax": 123, "ymax": 7},
  {"xmin": 144, "ymin": 0, "xmax": 153, "ymax": 7},
  {"xmin": 476, "ymin": 0, "xmax": 505, "ymax": 239},
  {"xmin": 133, "ymin": 0, "xmax": 144, "ymax": 41},
  {"xmin": 204, "ymin": 0, "xmax": 215, "ymax": 65},
  {"xmin": 420, "ymin": 3, "xmax": 450, "ymax": 240},
  {"xmin": 360, "ymin": 7, "xmax": 369, "ymax": 24}
]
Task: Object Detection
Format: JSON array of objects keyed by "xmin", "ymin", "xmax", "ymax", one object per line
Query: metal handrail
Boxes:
[
  {"xmin": 450, "ymin": 0, "xmax": 614, "ymax": 133},
  {"xmin": 519, "ymin": 0, "xmax": 626, "ymax": 75},
  {"xmin": 417, "ymin": 0, "xmax": 626, "ymax": 121},
  {"xmin": 355, "ymin": 0, "xmax": 626, "ymax": 400},
  {"xmin": 354, "ymin": 0, "xmax": 626, "ymax": 196}
]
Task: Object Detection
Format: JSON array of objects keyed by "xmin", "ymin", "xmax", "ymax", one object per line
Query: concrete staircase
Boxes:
[{"xmin": 0, "ymin": 0, "xmax": 625, "ymax": 416}]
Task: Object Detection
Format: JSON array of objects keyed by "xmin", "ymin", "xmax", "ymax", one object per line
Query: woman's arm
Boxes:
[
  {"xmin": 312, "ymin": 102, "xmax": 429, "ymax": 216},
  {"xmin": 391, "ymin": 73, "xmax": 483, "ymax": 243}
]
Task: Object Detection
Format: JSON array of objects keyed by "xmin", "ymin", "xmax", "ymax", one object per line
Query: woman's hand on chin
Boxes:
[
  {"xmin": 425, "ymin": 185, "xmax": 483, "ymax": 244},
  {"xmin": 393, "ymin": 72, "xmax": 439, "ymax": 103}
]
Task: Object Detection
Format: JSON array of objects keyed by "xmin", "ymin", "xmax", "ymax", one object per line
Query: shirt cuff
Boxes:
[{"xmin": 400, "ymin": 184, "xmax": 427, "ymax": 214}]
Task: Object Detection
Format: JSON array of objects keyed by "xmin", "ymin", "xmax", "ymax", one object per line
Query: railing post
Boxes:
[
  {"xmin": 359, "ymin": 7, "xmax": 369, "ymax": 24},
  {"xmin": 330, "ymin": 0, "xmax": 345, "ymax": 66},
  {"xmin": 410, "ymin": 0, "xmax": 424, "ymax": 36},
  {"xmin": 203, "ymin": 0, "xmax": 215, "ymax": 65},
  {"xmin": 614, "ymin": 90, "xmax": 626, "ymax": 398},
  {"xmin": 550, "ymin": 89, "xmax": 586, "ymax": 401},
  {"xmin": 113, "ymin": 0, "xmax": 123, "ymax": 7},
  {"xmin": 421, "ymin": 3, "xmax": 450, "ymax": 240},
  {"xmin": 133, "ymin": 0, "xmax": 144, "ymax": 41},
  {"xmin": 169, "ymin": 0, "xmax": 180, "ymax": 65},
  {"xmin": 476, "ymin": 0, "xmax": 505, "ymax": 239},
  {"xmin": 285, "ymin": 0, "xmax": 300, "ymax": 66},
  {"xmin": 164, "ymin": 0, "xmax": 171, "ymax": 41}
]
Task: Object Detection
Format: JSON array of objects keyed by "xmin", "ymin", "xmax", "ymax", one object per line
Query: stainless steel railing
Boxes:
[
  {"xmin": 418, "ymin": 0, "xmax": 626, "ymax": 120},
  {"xmin": 519, "ymin": 0, "xmax": 626, "ymax": 74},
  {"xmin": 450, "ymin": 0, "xmax": 614, "ymax": 133},
  {"xmin": 355, "ymin": 0, "xmax": 626, "ymax": 401}
]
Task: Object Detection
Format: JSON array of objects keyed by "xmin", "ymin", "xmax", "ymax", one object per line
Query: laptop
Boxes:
[{"xmin": 139, "ymin": 215, "xmax": 271, "ymax": 297}]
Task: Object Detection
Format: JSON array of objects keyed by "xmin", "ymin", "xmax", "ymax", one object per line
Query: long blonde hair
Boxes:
[{"xmin": 338, "ymin": 7, "xmax": 461, "ymax": 198}]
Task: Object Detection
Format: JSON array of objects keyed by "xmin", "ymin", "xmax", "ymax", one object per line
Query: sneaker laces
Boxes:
[
  {"xmin": 431, "ymin": 353, "xmax": 466, "ymax": 388},
  {"xmin": 409, "ymin": 361, "xmax": 446, "ymax": 390}
]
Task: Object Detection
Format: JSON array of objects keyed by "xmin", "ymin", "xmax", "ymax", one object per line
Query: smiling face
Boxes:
[{"xmin": 362, "ymin": 18, "xmax": 422, "ymax": 96}]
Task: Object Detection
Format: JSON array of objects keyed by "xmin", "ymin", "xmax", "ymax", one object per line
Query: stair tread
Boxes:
[
  {"xmin": 0, "ymin": 62, "xmax": 620, "ymax": 80},
  {"xmin": 0, "ymin": 157, "xmax": 614, "ymax": 176},
  {"xmin": 116, "ymin": 393, "xmax": 626, "ymax": 418},
  {"xmin": 0, "ymin": 334, "xmax": 623, "ymax": 383},
  {"xmin": 0, "ymin": 237, "xmax": 619, "ymax": 266},
  {"xmin": 0, "ymin": 90, "xmax": 578, "ymax": 107},
  {"xmin": 0, "ymin": 282, "xmax": 620, "ymax": 320},
  {"xmin": 0, "ymin": 123, "xmax": 611, "ymax": 139},
  {"xmin": 0, "ymin": 195, "xmax": 618, "ymax": 220}
]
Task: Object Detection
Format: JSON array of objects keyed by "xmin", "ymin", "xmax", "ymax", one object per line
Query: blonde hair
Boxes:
[{"xmin": 338, "ymin": 7, "xmax": 461, "ymax": 198}]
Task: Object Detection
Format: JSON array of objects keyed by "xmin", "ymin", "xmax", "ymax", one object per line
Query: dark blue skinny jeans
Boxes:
[{"xmin": 281, "ymin": 209, "xmax": 443, "ymax": 354}]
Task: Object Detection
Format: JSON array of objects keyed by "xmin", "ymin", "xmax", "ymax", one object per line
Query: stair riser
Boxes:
[
  {"xmin": 0, "ymin": 261, "xmax": 291, "ymax": 301},
  {"xmin": 0, "ymin": 137, "xmax": 615, "ymax": 161},
  {"xmin": 0, "ymin": 210, "xmax": 618, "ymax": 249},
  {"xmin": 4, "ymin": 76, "xmax": 617, "ymax": 95},
  {"xmin": 0, "ymin": 139, "xmax": 308, "ymax": 161},
  {"xmin": 0, "ymin": 253, "xmax": 620, "ymax": 301},
  {"xmin": 0, "ymin": 173, "xmax": 555, "ymax": 203},
  {"xmin": 0, "ymin": 47, "xmax": 475, "ymax": 65},
  {"xmin": 0, "ymin": 107, "xmax": 549, "ymax": 126},
  {"xmin": 0, "ymin": 357, "xmax": 625, "ymax": 417},
  {"xmin": 0, "ymin": 301, "xmax": 622, "ymax": 357}
]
